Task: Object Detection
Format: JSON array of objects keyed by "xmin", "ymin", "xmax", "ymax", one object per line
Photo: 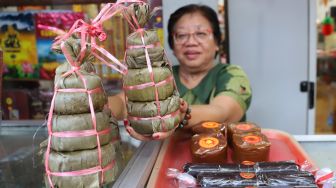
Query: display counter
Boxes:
[
  {"xmin": 1, "ymin": 122, "xmax": 335, "ymax": 188},
  {"xmin": 0, "ymin": 120, "xmax": 162, "ymax": 188},
  {"xmin": 147, "ymin": 129, "xmax": 317, "ymax": 188},
  {"xmin": 294, "ymin": 134, "xmax": 336, "ymax": 171}
]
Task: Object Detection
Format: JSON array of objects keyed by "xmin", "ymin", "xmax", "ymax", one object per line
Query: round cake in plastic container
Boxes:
[
  {"xmin": 232, "ymin": 132, "xmax": 271, "ymax": 163},
  {"xmin": 228, "ymin": 122, "xmax": 261, "ymax": 147},
  {"xmin": 190, "ymin": 133, "xmax": 227, "ymax": 164}
]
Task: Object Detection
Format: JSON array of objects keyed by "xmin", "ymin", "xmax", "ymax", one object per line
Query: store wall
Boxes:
[{"xmin": 228, "ymin": 0, "xmax": 316, "ymax": 134}]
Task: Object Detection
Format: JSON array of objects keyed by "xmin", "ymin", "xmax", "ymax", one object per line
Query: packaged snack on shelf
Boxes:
[
  {"xmin": 0, "ymin": 12, "xmax": 38, "ymax": 78},
  {"xmin": 35, "ymin": 11, "xmax": 84, "ymax": 80}
]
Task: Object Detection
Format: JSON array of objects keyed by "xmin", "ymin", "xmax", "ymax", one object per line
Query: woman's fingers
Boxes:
[
  {"xmin": 125, "ymin": 124, "xmax": 178, "ymax": 141},
  {"xmin": 125, "ymin": 124, "xmax": 177, "ymax": 141},
  {"xmin": 123, "ymin": 99, "xmax": 190, "ymax": 141},
  {"xmin": 179, "ymin": 99, "xmax": 188, "ymax": 122},
  {"xmin": 151, "ymin": 126, "xmax": 178, "ymax": 140},
  {"xmin": 179, "ymin": 99, "xmax": 188, "ymax": 113},
  {"xmin": 125, "ymin": 125, "xmax": 153, "ymax": 141}
]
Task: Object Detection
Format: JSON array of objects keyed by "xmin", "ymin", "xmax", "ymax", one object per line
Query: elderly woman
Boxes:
[
  {"xmin": 109, "ymin": 4, "xmax": 252, "ymax": 140},
  {"xmin": 168, "ymin": 4, "xmax": 252, "ymax": 127}
]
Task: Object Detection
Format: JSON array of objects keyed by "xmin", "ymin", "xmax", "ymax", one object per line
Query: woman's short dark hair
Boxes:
[{"xmin": 167, "ymin": 4, "xmax": 221, "ymax": 49}]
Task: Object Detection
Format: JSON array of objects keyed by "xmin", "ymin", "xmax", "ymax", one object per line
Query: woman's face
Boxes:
[{"xmin": 172, "ymin": 12, "xmax": 219, "ymax": 73}]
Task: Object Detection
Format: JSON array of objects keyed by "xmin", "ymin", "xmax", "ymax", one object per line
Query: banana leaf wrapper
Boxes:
[
  {"xmin": 45, "ymin": 142, "xmax": 119, "ymax": 187},
  {"xmin": 125, "ymin": 46, "xmax": 166, "ymax": 69},
  {"xmin": 126, "ymin": 29, "xmax": 159, "ymax": 46},
  {"xmin": 55, "ymin": 68, "xmax": 103, "ymax": 90},
  {"xmin": 128, "ymin": 92, "xmax": 180, "ymax": 135},
  {"xmin": 123, "ymin": 67, "xmax": 174, "ymax": 102},
  {"xmin": 110, "ymin": 123, "xmax": 123, "ymax": 178},
  {"xmin": 130, "ymin": 116, "xmax": 180, "ymax": 135},
  {"xmin": 110, "ymin": 117, "xmax": 121, "ymax": 151},
  {"xmin": 122, "ymin": 3, "xmax": 150, "ymax": 28},
  {"xmin": 53, "ymin": 71, "xmax": 107, "ymax": 115},
  {"xmin": 52, "ymin": 35, "xmax": 94, "ymax": 66},
  {"xmin": 52, "ymin": 35, "xmax": 106, "ymax": 115},
  {"xmin": 52, "ymin": 109, "xmax": 112, "ymax": 132},
  {"xmin": 125, "ymin": 30, "xmax": 165, "ymax": 68},
  {"xmin": 53, "ymin": 91, "xmax": 106, "ymax": 115},
  {"xmin": 55, "ymin": 61, "xmax": 96, "ymax": 76},
  {"xmin": 127, "ymin": 92, "xmax": 179, "ymax": 117},
  {"xmin": 45, "ymin": 173, "xmax": 102, "ymax": 188},
  {"xmin": 50, "ymin": 110, "xmax": 115, "ymax": 152}
]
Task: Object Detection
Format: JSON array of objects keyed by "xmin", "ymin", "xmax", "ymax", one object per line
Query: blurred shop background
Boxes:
[
  {"xmin": 1, "ymin": 0, "xmax": 336, "ymax": 187},
  {"xmin": 316, "ymin": 0, "xmax": 336, "ymax": 134},
  {"xmin": 0, "ymin": 0, "xmax": 336, "ymax": 134},
  {"xmin": 0, "ymin": 1, "xmax": 225, "ymax": 121},
  {"xmin": 0, "ymin": 2, "xmax": 129, "ymax": 121}
]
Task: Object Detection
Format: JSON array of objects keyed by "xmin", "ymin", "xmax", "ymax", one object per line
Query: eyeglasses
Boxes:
[{"xmin": 173, "ymin": 28, "xmax": 213, "ymax": 45}]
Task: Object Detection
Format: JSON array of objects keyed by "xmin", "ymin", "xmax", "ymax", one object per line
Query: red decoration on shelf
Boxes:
[{"xmin": 321, "ymin": 16, "xmax": 334, "ymax": 36}]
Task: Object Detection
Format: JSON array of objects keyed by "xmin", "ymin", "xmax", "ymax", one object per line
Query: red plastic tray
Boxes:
[{"xmin": 147, "ymin": 129, "xmax": 317, "ymax": 188}]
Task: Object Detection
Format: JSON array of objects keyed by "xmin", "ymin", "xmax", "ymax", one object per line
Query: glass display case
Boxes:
[{"xmin": 0, "ymin": 121, "xmax": 162, "ymax": 187}]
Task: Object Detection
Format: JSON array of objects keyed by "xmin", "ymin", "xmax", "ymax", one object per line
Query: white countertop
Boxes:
[{"xmin": 294, "ymin": 134, "xmax": 336, "ymax": 171}]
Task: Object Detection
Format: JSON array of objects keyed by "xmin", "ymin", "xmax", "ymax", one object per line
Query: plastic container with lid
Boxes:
[
  {"xmin": 191, "ymin": 121, "xmax": 226, "ymax": 135},
  {"xmin": 190, "ymin": 132, "xmax": 227, "ymax": 164},
  {"xmin": 232, "ymin": 132, "xmax": 271, "ymax": 163},
  {"xmin": 228, "ymin": 122, "xmax": 261, "ymax": 147}
]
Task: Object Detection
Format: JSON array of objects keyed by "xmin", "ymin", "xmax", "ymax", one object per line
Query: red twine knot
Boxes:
[{"xmin": 87, "ymin": 24, "xmax": 107, "ymax": 42}]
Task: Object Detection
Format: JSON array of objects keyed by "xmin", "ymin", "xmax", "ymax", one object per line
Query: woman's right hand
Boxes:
[
  {"xmin": 124, "ymin": 122, "xmax": 177, "ymax": 141},
  {"xmin": 124, "ymin": 99, "xmax": 191, "ymax": 141}
]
